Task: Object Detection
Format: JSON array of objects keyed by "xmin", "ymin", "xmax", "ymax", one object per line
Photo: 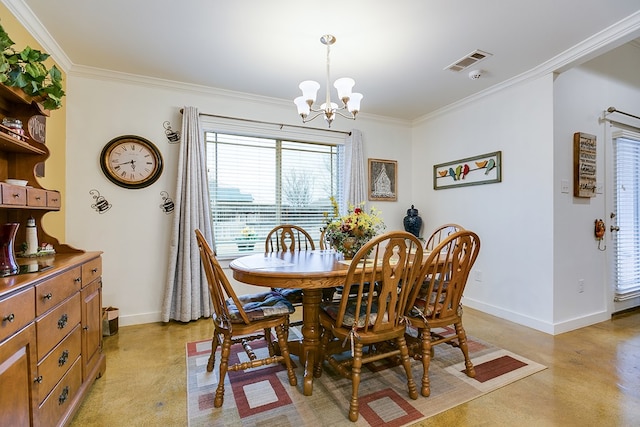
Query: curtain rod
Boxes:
[
  {"xmin": 606, "ymin": 107, "xmax": 640, "ymax": 121},
  {"xmin": 179, "ymin": 109, "xmax": 351, "ymax": 136}
]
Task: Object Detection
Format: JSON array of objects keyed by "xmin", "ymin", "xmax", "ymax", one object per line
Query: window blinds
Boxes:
[
  {"xmin": 613, "ymin": 132, "xmax": 640, "ymax": 301},
  {"xmin": 205, "ymin": 132, "xmax": 342, "ymax": 257}
]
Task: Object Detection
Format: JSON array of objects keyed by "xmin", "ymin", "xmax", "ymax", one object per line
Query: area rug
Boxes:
[{"xmin": 186, "ymin": 325, "xmax": 546, "ymax": 426}]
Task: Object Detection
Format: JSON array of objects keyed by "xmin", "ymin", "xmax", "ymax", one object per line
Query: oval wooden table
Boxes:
[{"xmin": 230, "ymin": 249, "xmax": 350, "ymax": 396}]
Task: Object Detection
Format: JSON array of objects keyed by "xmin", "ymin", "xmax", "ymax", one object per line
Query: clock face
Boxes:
[{"xmin": 100, "ymin": 135, "xmax": 163, "ymax": 189}]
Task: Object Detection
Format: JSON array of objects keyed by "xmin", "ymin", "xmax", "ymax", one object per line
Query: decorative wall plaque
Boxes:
[{"xmin": 573, "ymin": 132, "xmax": 596, "ymax": 198}]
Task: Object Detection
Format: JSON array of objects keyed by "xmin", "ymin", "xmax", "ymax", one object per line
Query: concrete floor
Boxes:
[{"xmin": 69, "ymin": 307, "xmax": 640, "ymax": 426}]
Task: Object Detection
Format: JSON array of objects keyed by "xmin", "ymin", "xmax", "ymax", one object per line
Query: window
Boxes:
[
  {"xmin": 205, "ymin": 131, "xmax": 343, "ymax": 257},
  {"xmin": 613, "ymin": 131, "xmax": 640, "ymax": 301}
]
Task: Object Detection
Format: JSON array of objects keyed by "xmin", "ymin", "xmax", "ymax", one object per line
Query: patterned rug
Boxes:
[{"xmin": 186, "ymin": 325, "xmax": 546, "ymax": 426}]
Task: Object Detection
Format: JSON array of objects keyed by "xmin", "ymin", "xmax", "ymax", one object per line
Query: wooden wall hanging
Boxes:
[{"xmin": 573, "ymin": 132, "xmax": 596, "ymax": 198}]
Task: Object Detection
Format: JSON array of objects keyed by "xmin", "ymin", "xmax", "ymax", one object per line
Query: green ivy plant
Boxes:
[{"xmin": 0, "ymin": 21, "xmax": 65, "ymax": 110}]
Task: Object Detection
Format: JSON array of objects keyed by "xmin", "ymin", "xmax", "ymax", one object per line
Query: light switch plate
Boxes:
[
  {"xmin": 560, "ymin": 179, "xmax": 570, "ymax": 194},
  {"xmin": 596, "ymin": 182, "xmax": 603, "ymax": 194}
]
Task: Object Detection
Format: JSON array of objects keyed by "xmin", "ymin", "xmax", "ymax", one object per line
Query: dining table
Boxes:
[
  {"xmin": 229, "ymin": 249, "xmax": 351, "ymax": 395},
  {"xmin": 229, "ymin": 246, "xmax": 438, "ymax": 395}
]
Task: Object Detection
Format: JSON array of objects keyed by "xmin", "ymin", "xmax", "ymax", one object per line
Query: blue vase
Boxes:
[{"xmin": 403, "ymin": 205, "xmax": 422, "ymax": 238}]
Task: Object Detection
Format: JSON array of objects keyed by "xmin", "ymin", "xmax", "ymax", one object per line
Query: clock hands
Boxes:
[{"xmin": 115, "ymin": 159, "xmax": 137, "ymax": 170}]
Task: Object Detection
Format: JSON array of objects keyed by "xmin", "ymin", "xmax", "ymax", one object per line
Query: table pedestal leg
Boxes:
[{"xmin": 300, "ymin": 288, "xmax": 321, "ymax": 396}]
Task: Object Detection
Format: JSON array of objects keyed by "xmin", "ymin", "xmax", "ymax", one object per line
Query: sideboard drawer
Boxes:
[
  {"xmin": 0, "ymin": 287, "xmax": 35, "ymax": 343},
  {"xmin": 81, "ymin": 257, "xmax": 102, "ymax": 287},
  {"xmin": 35, "ymin": 324, "xmax": 81, "ymax": 405},
  {"xmin": 27, "ymin": 188, "xmax": 47, "ymax": 207},
  {"xmin": 46, "ymin": 190, "xmax": 61, "ymax": 208},
  {"xmin": 0, "ymin": 183, "xmax": 26, "ymax": 205},
  {"xmin": 36, "ymin": 357, "xmax": 82, "ymax": 427},
  {"xmin": 35, "ymin": 267, "xmax": 82, "ymax": 316},
  {"xmin": 36, "ymin": 292, "xmax": 81, "ymax": 360}
]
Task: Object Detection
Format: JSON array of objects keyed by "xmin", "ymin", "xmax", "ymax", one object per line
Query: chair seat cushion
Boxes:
[
  {"xmin": 275, "ymin": 287, "xmax": 303, "ymax": 304},
  {"xmin": 410, "ymin": 298, "xmax": 442, "ymax": 317},
  {"xmin": 320, "ymin": 300, "xmax": 388, "ymax": 328},
  {"xmin": 226, "ymin": 291, "xmax": 295, "ymax": 323}
]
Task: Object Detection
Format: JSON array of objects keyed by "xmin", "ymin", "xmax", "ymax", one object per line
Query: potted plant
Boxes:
[{"xmin": 0, "ymin": 21, "xmax": 65, "ymax": 110}]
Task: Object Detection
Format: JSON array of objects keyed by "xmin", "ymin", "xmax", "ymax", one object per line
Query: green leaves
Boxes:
[{"xmin": 0, "ymin": 21, "xmax": 64, "ymax": 110}]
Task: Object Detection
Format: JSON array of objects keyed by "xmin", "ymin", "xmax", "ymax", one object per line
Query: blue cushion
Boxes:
[{"xmin": 226, "ymin": 291, "xmax": 295, "ymax": 323}]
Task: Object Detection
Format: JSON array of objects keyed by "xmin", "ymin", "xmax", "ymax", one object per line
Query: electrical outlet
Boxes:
[
  {"xmin": 578, "ymin": 279, "xmax": 585, "ymax": 293},
  {"xmin": 474, "ymin": 270, "xmax": 483, "ymax": 282}
]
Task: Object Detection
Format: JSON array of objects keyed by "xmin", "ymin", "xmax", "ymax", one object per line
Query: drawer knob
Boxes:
[
  {"xmin": 34, "ymin": 376, "xmax": 43, "ymax": 384},
  {"xmin": 43, "ymin": 293, "xmax": 53, "ymax": 301},
  {"xmin": 2, "ymin": 313, "xmax": 15, "ymax": 322},
  {"xmin": 35, "ymin": 196, "xmax": 41, "ymax": 200},
  {"xmin": 58, "ymin": 386, "xmax": 69, "ymax": 405},
  {"xmin": 57, "ymin": 313, "xmax": 68, "ymax": 329},
  {"xmin": 74, "ymin": 277, "xmax": 81, "ymax": 283},
  {"xmin": 12, "ymin": 193, "xmax": 20, "ymax": 198},
  {"xmin": 92, "ymin": 268, "xmax": 98, "ymax": 273},
  {"xmin": 58, "ymin": 350, "xmax": 69, "ymax": 367}
]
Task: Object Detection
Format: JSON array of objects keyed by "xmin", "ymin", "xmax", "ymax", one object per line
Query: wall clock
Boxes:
[{"xmin": 100, "ymin": 135, "xmax": 163, "ymax": 189}]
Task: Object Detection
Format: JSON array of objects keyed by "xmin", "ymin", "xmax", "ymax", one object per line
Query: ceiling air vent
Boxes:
[{"xmin": 445, "ymin": 49, "xmax": 493, "ymax": 72}]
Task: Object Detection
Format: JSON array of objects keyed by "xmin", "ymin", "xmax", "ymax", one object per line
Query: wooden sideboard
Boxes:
[
  {"xmin": 0, "ymin": 252, "xmax": 106, "ymax": 426},
  {"xmin": 0, "ymin": 82, "xmax": 105, "ymax": 425}
]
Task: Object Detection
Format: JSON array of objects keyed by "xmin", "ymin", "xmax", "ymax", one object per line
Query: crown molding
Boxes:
[{"xmin": 414, "ymin": 10, "xmax": 640, "ymax": 125}]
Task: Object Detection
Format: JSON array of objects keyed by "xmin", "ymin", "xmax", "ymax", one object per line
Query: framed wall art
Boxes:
[
  {"xmin": 573, "ymin": 132, "xmax": 596, "ymax": 198},
  {"xmin": 433, "ymin": 151, "xmax": 502, "ymax": 190},
  {"xmin": 368, "ymin": 158, "xmax": 397, "ymax": 201}
]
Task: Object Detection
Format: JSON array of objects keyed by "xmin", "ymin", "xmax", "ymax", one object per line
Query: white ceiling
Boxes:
[{"xmin": 9, "ymin": 0, "xmax": 640, "ymax": 121}]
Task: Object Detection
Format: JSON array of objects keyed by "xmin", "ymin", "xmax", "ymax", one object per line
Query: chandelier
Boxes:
[{"xmin": 293, "ymin": 34, "xmax": 363, "ymax": 127}]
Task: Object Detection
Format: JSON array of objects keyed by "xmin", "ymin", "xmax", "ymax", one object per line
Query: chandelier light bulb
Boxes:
[{"xmin": 293, "ymin": 34, "xmax": 362, "ymax": 127}]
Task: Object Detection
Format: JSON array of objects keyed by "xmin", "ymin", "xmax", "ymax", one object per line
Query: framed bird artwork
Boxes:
[{"xmin": 433, "ymin": 151, "xmax": 502, "ymax": 190}]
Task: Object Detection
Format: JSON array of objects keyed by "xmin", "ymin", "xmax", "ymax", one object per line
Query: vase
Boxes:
[
  {"xmin": 403, "ymin": 205, "xmax": 422, "ymax": 238},
  {"xmin": 341, "ymin": 236, "xmax": 360, "ymax": 260},
  {"xmin": 0, "ymin": 223, "xmax": 20, "ymax": 276}
]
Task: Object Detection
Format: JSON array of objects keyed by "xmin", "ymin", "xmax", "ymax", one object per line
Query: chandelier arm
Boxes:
[
  {"xmin": 301, "ymin": 111, "xmax": 328, "ymax": 123},
  {"xmin": 333, "ymin": 110, "xmax": 357, "ymax": 120}
]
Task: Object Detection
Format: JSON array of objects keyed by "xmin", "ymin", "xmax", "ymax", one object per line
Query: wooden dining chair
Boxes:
[
  {"xmin": 265, "ymin": 224, "xmax": 316, "ymax": 252},
  {"xmin": 406, "ymin": 229, "xmax": 480, "ymax": 397},
  {"xmin": 194, "ymin": 229, "xmax": 298, "ymax": 408},
  {"xmin": 266, "ymin": 224, "xmax": 316, "ymax": 304},
  {"xmin": 314, "ymin": 231, "xmax": 424, "ymax": 422},
  {"xmin": 424, "ymin": 223, "xmax": 464, "ymax": 251}
]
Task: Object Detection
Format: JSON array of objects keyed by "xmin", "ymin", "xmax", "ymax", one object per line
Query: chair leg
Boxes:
[
  {"xmin": 349, "ymin": 342, "xmax": 364, "ymax": 422},
  {"xmin": 397, "ymin": 335, "xmax": 418, "ymax": 400},
  {"xmin": 275, "ymin": 324, "xmax": 298, "ymax": 386},
  {"xmin": 215, "ymin": 335, "xmax": 231, "ymax": 408},
  {"xmin": 420, "ymin": 328, "xmax": 431, "ymax": 397},
  {"xmin": 455, "ymin": 321, "xmax": 476, "ymax": 378},
  {"xmin": 313, "ymin": 327, "xmax": 332, "ymax": 378},
  {"xmin": 207, "ymin": 331, "xmax": 219, "ymax": 372}
]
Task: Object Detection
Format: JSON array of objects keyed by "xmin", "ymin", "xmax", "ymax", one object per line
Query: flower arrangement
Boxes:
[{"xmin": 322, "ymin": 197, "xmax": 385, "ymax": 259}]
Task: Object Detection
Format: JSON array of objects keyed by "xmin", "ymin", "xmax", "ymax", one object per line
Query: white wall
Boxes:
[
  {"xmin": 553, "ymin": 42, "xmax": 640, "ymax": 327},
  {"xmin": 64, "ymin": 71, "xmax": 412, "ymax": 326},
  {"xmin": 411, "ymin": 75, "xmax": 557, "ymax": 333}
]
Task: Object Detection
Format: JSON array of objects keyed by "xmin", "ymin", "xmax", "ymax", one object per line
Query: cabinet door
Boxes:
[
  {"xmin": 0, "ymin": 323, "xmax": 37, "ymax": 427},
  {"xmin": 81, "ymin": 279, "xmax": 102, "ymax": 380}
]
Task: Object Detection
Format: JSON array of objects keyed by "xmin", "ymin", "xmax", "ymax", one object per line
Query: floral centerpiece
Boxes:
[
  {"xmin": 236, "ymin": 226, "xmax": 257, "ymax": 251},
  {"xmin": 322, "ymin": 197, "xmax": 385, "ymax": 259}
]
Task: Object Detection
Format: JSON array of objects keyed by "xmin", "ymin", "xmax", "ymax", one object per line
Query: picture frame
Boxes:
[
  {"xmin": 368, "ymin": 158, "xmax": 397, "ymax": 201},
  {"xmin": 573, "ymin": 132, "xmax": 596, "ymax": 198},
  {"xmin": 433, "ymin": 151, "xmax": 502, "ymax": 190}
]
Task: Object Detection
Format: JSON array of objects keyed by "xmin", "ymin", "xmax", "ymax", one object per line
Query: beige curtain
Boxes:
[
  {"xmin": 343, "ymin": 129, "xmax": 367, "ymax": 208},
  {"xmin": 161, "ymin": 106, "xmax": 213, "ymax": 322}
]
